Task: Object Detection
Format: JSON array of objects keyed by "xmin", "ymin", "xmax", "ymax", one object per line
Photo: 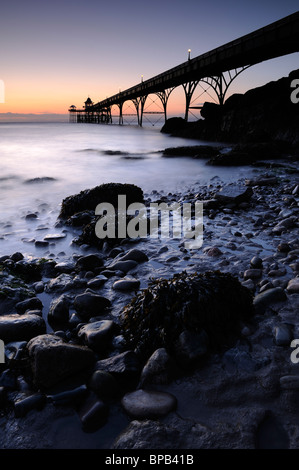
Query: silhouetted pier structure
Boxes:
[{"xmin": 69, "ymin": 12, "xmax": 299, "ymax": 126}]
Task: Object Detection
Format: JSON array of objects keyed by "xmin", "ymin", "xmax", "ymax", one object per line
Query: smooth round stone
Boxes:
[
  {"xmin": 274, "ymin": 324, "xmax": 292, "ymax": 346},
  {"xmin": 287, "ymin": 278, "xmax": 299, "ymax": 294},
  {"xmin": 250, "ymin": 256, "xmax": 263, "ymax": 269},
  {"xmin": 280, "ymin": 376, "xmax": 299, "ymax": 390},
  {"xmin": 121, "ymin": 389, "xmax": 177, "ymax": 419},
  {"xmin": 113, "ymin": 278, "xmax": 140, "ymax": 291}
]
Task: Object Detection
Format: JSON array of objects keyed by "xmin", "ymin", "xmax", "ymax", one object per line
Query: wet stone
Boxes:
[
  {"xmin": 95, "ymin": 351, "xmax": 141, "ymax": 379},
  {"xmin": 77, "ymin": 320, "xmax": 115, "ymax": 352},
  {"xmin": 73, "ymin": 292, "xmax": 111, "ymax": 320},
  {"xmin": 0, "ymin": 314, "xmax": 46, "ymax": 343},
  {"xmin": 250, "ymin": 256, "xmax": 263, "ymax": 269},
  {"xmin": 280, "ymin": 375, "xmax": 299, "ymax": 390},
  {"xmin": 244, "ymin": 269, "xmax": 262, "ymax": 280},
  {"xmin": 121, "ymin": 389, "xmax": 177, "ymax": 419},
  {"xmin": 88, "ymin": 370, "xmax": 119, "ymax": 399},
  {"xmin": 108, "ymin": 260, "xmax": 138, "ymax": 273},
  {"xmin": 287, "ymin": 278, "xmax": 299, "ymax": 294},
  {"xmin": 274, "ymin": 324, "xmax": 292, "ymax": 346},
  {"xmin": 16, "ymin": 297, "xmax": 43, "ymax": 314},
  {"xmin": 112, "ymin": 278, "xmax": 140, "ymax": 291},
  {"xmin": 253, "ymin": 287, "xmax": 287, "ymax": 314},
  {"xmin": 140, "ymin": 348, "xmax": 176, "ymax": 387}
]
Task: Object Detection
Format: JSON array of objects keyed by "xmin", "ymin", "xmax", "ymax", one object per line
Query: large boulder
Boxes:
[
  {"xmin": 59, "ymin": 182, "xmax": 144, "ymax": 219},
  {"xmin": 27, "ymin": 334, "xmax": 95, "ymax": 389},
  {"xmin": 121, "ymin": 271, "xmax": 254, "ymax": 361}
]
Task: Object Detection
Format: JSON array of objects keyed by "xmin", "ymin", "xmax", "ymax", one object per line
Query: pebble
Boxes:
[
  {"xmin": 286, "ymin": 278, "xmax": 299, "ymax": 294},
  {"xmin": 250, "ymin": 256, "xmax": 263, "ymax": 269},
  {"xmin": 244, "ymin": 269, "xmax": 262, "ymax": 280},
  {"xmin": 274, "ymin": 324, "xmax": 292, "ymax": 346},
  {"xmin": 88, "ymin": 370, "xmax": 119, "ymax": 399},
  {"xmin": 79, "ymin": 395, "xmax": 109, "ymax": 431},
  {"xmin": 77, "ymin": 320, "xmax": 115, "ymax": 352},
  {"xmin": 87, "ymin": 275, "xmax": 108, "ymax": 289},
  {"xmin": 121, "ymin": 389, "xmax": 177, "ymax": 419},
  {"xmin": 112, "ymin": 278, "xmax": 140, "ymax": 291},
  {"xmin": 48, "ymin": 295, "xmax": 70, "ymax": 323},
  {"xmin": 140, "ymin": 348, "xmax": 175, "ymax": 386},
  {"xmin": 108, "ymin": 260, "xmax": 138, "ymax": 273},
  {"xmin": 280, "ymin": 375, "xmax": 299, "ymax": 390},
  {"xmin": 253, "ymin": 287, "xmax": 287, "ymax": 314}
]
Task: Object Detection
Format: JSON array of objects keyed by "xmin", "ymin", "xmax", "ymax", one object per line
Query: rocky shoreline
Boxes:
[{"xmin": 0, "ymin": 151, "xmax": 299, "ymax": 449}]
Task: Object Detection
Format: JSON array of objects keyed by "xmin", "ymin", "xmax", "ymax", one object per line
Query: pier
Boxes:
[{"xmin": 69, "ymin": 12, "xmax": 299, "ymax": 126}]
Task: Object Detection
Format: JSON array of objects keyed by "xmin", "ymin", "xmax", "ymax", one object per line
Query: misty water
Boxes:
[{"xmin": 0, "ymin": 122, "xmax": 256, "ymax": 257}]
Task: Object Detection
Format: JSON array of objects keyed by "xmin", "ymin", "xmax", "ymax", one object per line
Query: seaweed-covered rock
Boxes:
[
  {"xmin": 121, "ymin": 271, "xmax": 254, "ymax": 361},
  {"xmin": 59, "ymin": 182, "xmax": 144, "ymax": 219}
]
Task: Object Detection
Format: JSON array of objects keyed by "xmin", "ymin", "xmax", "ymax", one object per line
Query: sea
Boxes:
[{"xmin": 0, "ymin": 121, "xmax": 256, "ymax": 258}]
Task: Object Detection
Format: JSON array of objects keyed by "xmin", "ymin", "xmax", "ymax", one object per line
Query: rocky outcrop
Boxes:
[{"xmin": 161, "ymin": 69, "xmax": 299, "ymax": 147}]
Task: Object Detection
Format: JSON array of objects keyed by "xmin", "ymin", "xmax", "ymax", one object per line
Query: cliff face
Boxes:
[{"xmin": 161, "ymin": 69, "xmax": 299, "ymax": 147}]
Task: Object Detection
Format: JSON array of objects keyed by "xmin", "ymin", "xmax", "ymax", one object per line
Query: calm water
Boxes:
[{"xmin": 0, "ymin": 122, "xmax": 255, "ymax": 256}]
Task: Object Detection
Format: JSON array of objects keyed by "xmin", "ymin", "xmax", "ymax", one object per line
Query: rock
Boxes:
[
  {"xmin": 0, "ymin": 314, "xmax": 46, "ymax": 343},
  {"xmin": 73, "ymin": 292, "xmax": 111, "ymax": 319},
  {"xmin": 113, "ymin": 419, "xmax": 182, "ymax": 449},
  {"xmin": 48, "ymin": 295, "xmax": 70, "ymax": 324},
  {"xmin": 121, "ymin": 389, "xmax": 177, "ymax": 419},
  {"xmin": 10, "ymin": 252, "xmax": 24, "ymax": 262},
  {"xmin": 222, "ymin": 348, "xmax": 257, "ymax": 373},
  {"xmin": 87, "ymin": 275, "xmax": 108, "ymax": 289},
  {"xmin": 206, "ymin": 247, "xmax": 222, "ymax": 257},
  {"xmin": 286, "ymin": 278, "xmax": 299, "ymax": 294},
  {"xmin": 108, "ymin": 260, "xmax": 138, "ymax": 273},
  {"xmin": 79, "ymin": 394, "xmax": 109, "ymax": 431},
  {"xmin": 24, "ymin": 177, "xmax": 56, "ymax": 184},
  {"xmin": 35, "ymin": 241, "xmax": 49, "ymax": 248},
  {"xmin": 274, "ymin": 324, "xmax": 292, "ymax": 346},
  {"xmin": 75, "ymin": 254, "xmax": 104, "ymax": 271},
  {"xmin": 121, "ymin": 271, "xmax": 254, "ymax": 359},
  {"xmin": 245, "ymin": 176, "xmax": 278, "ymax": 186},
  {"xmin": 280, "ymin": 375, "xmax": 299, "ymax": 390},
  {"xmin": 214, "ymin": 185, "xmax": 252, "ymax": 205},
  {"xmin": 253, "ymin": 287, "xmax": 287, "ymax": 314},
  {"xmin": 118, "ymin": 249, "xmax": 148, "ymax": 263},
  {"xmin": 15, "ymin": 297, "xmax": 43, "ymax": 314},
  {"xmin": 33, "ymin": 282, "xmax": 44, "ymax": 294},
  {"xmin": 292, "ymin": 185, "xmax": 299, "ymax": 195},
  {"xmin": 113, "ymin": 278, "xmax": 140, "ymax": 291},
  {"xmin": 14, "ymin": 393, "xmax": 46, "ymax": 418},
  {"xmin": 77, "ymin": 320, "xmax": 115, "ymax": 352},
  {"xmin": 25, "ymin": 213, "xmax": 38, "ymax": 220},
  {"xmin": 27, "ymin": 334, "xmax": 95, "ymax": 389},
  {"xmin": 66, "ymin": 211, "xmax": 94, "ymax": 227},
  {"xmin": 88, "ymin": 370, "xmax": 119, "ymax": 399},
  {"xmin": 175, "ymin": 330, "xmax": 209, "ymax": 365},
  {"xmin": 140, "ymin": 348, "xmax": 176, "ymax": 387},
  {"xmin": 43, "ymin": 233, "xmax": 66, "ymax": 241},
  {"xmin": 45, "ymin": 273, "xmax": 74, "ymax": 292},
  {"xmin": 241, "ymin": 279, "xmax": 255, "ymax": 291},
  {"xmin": 48, "ymin": 385, "xmax": 88, "ymax": 406},
  {"xmin": 54, "ymin": 261, "xmax": 75, "ymax": 274},
  {"xmin": 250, "ymin": 256, "xmax": 263, "ymax": 269},
  {"xmin": 59, "ymin": 182, "xmax": 144, "ymax": 219},
  {"xmin": 277, "ymin": 243, "xmax": 291, "ymax": 253},
  {"xmin": 95, "ymin": 351, "xmax": 141, "ymax": 379},
  {"xmin": 160, "ymin": 117, "xmax": 190, "ymax": 135},
  {"xmin": 273, "ymin": 216, "xmax": 297, "ymax": 234},
  {"xmin": 244, "ymin": 269, "xmax": 262, "ymax": 280}
]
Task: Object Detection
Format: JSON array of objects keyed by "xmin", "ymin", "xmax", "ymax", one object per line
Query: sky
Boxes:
[{"xmin": 0, "ymin": 0, "xmax": 298, "ymax": 120}]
